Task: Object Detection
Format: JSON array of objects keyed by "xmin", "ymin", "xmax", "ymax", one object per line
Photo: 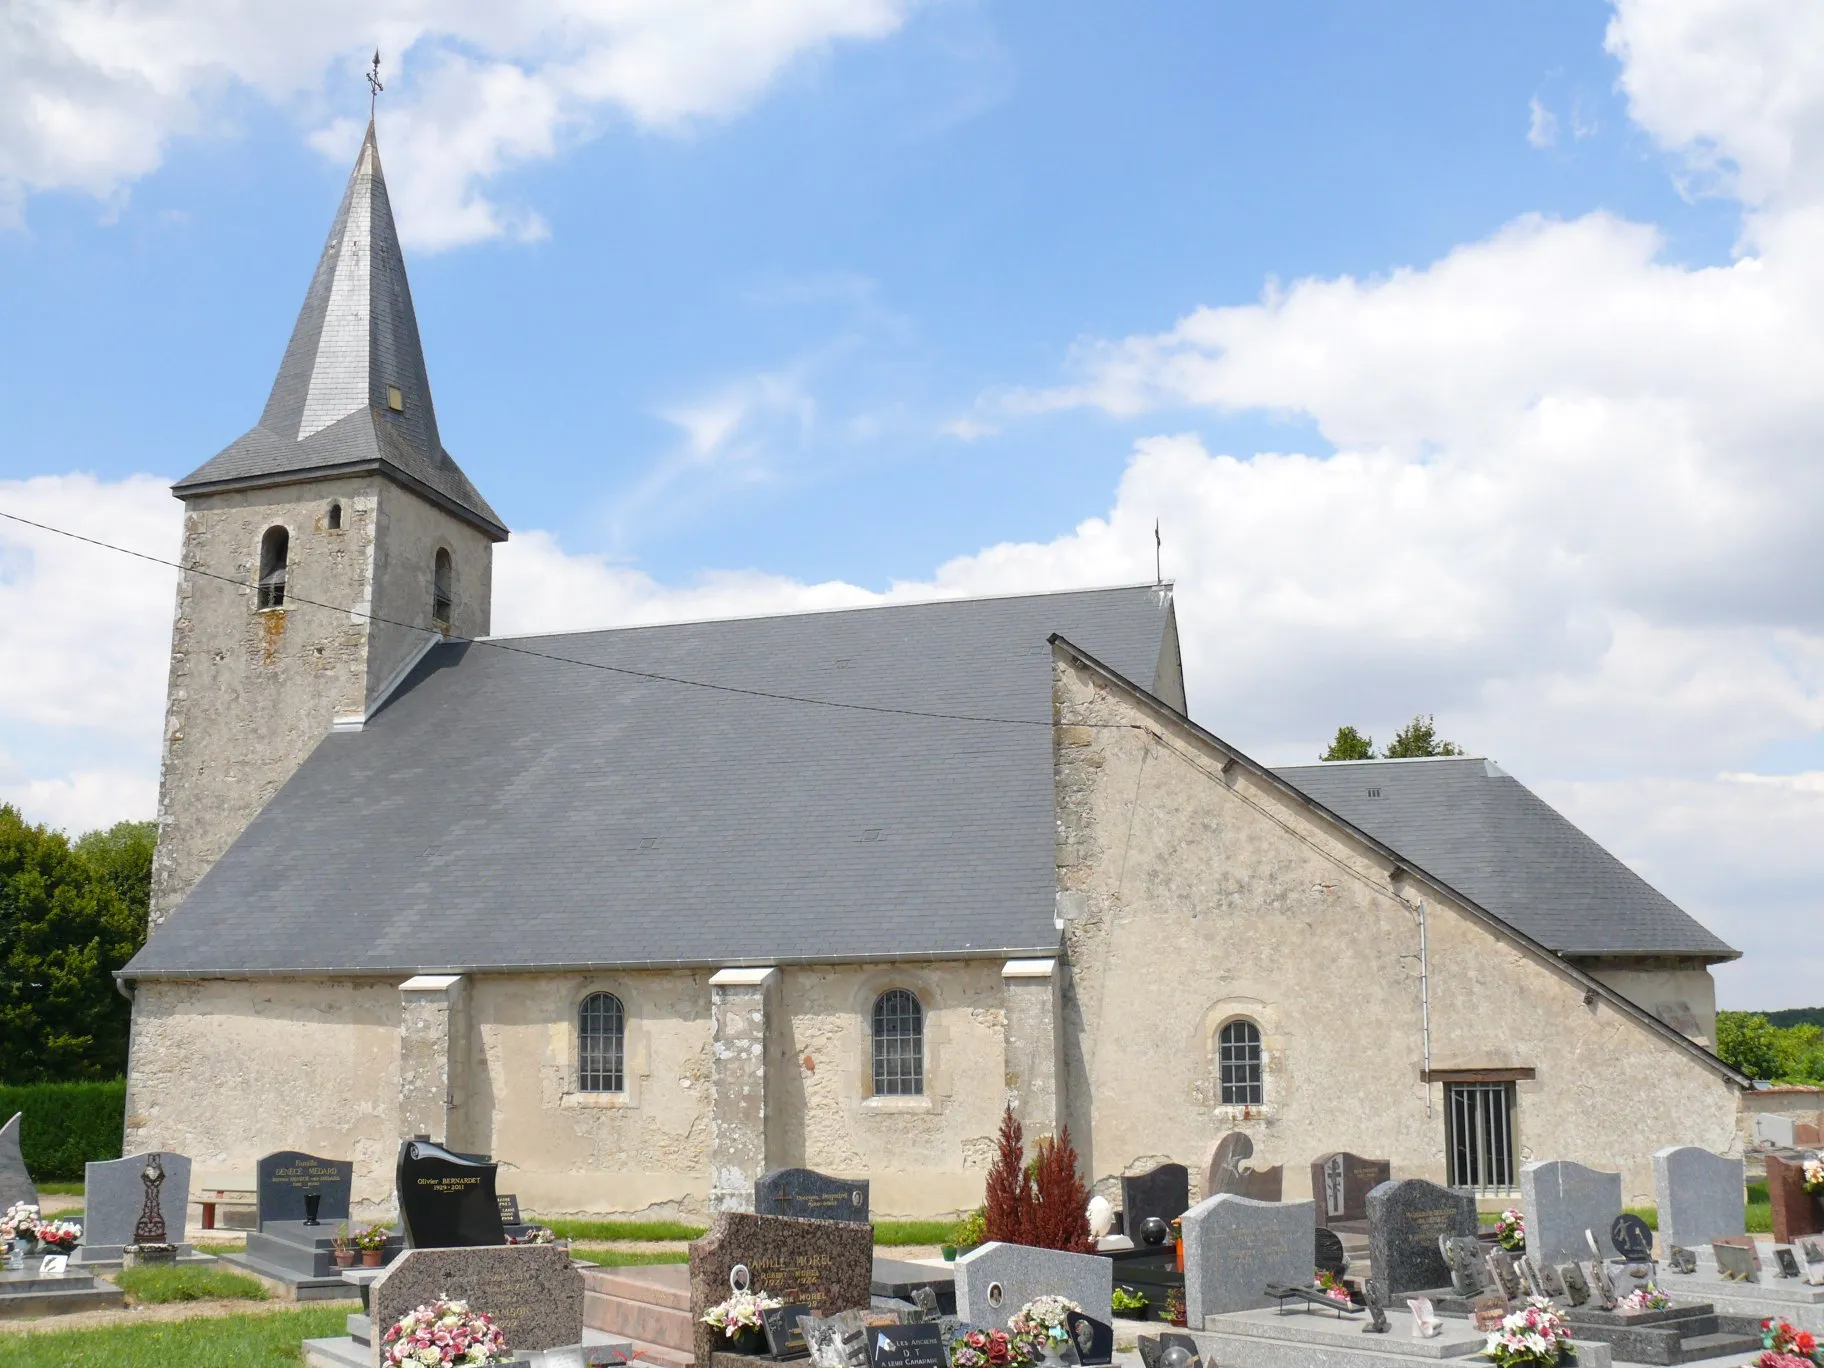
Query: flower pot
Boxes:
[
  {"xmin": 1112, "ymin": 1308, "xmax": 1149, "ymax": 1321},
  {"xmin": 727, "ymin": 1325, "xmax": 767, "ymax": 1355},
  {"xmin": 333, "ymin": 1250, "xmax": 356, "ymax": 1268},
  {"xmin": 362, "ymin": 1248, "xmax": 384, "ymax": 1267},
  {"xmin": 941, "ymin": 1244, "xmax": 958, "ymax": 1262}
]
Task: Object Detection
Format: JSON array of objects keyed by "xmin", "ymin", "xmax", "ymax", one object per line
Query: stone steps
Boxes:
[
  {"xmin": 1563, "ymin": 1305, "xmax": 1762, "ymax": 1366},
  {"xmin": 581, "ymin": 1265, "xmax": 695, "ymax": 1366},
  {"xmin": 585, "ymin": 1290, "xmax": 695, "ymax": 1351}
]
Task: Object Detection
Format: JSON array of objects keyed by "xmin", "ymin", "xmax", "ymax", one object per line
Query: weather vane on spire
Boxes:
[{"xmin": 367, "ymin": 49, "xmax": 384, "ymax": 118}]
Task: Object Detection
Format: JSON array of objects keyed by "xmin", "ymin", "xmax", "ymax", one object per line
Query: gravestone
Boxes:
[
  {"xmin": 368, "ymin": 1245, "xmax": 583, "ymax": 1367},
  {"xmin": 1315, "ymin": 1227, "xmax": 1348, "ymax": 1277},
  {"xmin": 1311, "ymin": 1153, "xmax": 1392, "ymax": 1223},
  {"xmin": 1653, "ymin": 1146, "xmax": 1744, "ymax": 1253},
  {"xmin": 1667, "ymin": 1246, "xmax": 1698, "ymax": 1274},
  {"xmin": 756, "ymin": 1168, "xmax": 870, "ymax": 1224},
  {"xmin": 1122, "ymin": 1163, "xmax": 1190, "ymax": 1238},
  {"xmin": 689, "ymin": 1212, "xmax": 874, "ymax": 1367},
  {"xmin": 396, "ymin": 1139, "xmax": 505, "ymax": 1248},
  {"xmin": 1206, "ymin": 1133, "xmax": 1279, "ymax": 1200},
  {"xmin": 1065, "ymin": 1310, "xmax": 1115, "ymax": 1366},
  {"xmin": 1754, "ymin": 1115, "xmax": 1798, "ymax": 1149},
  {"xmin": 1180, "ymin": 1193, "xmax": 1315, "ymax": 1322},
  {"xmin": 1765, "ymin": 1154, "xmax": 1824, "ymax": 1245},
  {"xmin": 1520, "ymin": 1160, "xmax": 1623, "ymax": 1262},
  {"xmin": 867, "ymin": 1321, "xmax": 944, "ymax": 1368},
  {"xmin": 256, "ymin": 1151, "xmax": 352, "ymax": 1227},
  {"xmin": 1365, "ymin": 1179, "xmax": 1476, "ymax": 1294},
  {"xmin": 76, "ymin": 1150, "xmax": 192, "ymax": 1262},
  {"xmin": 497, "ymin": 1194, "xmax": 522, "ymax": 1226},
  {"xmin": 954, "ymin": 1241, "xmax": 1113, "ymax": 1330},
  {"xmin": 0, "ymin": 1113, "xmax": 35, "ymax": 1213}
]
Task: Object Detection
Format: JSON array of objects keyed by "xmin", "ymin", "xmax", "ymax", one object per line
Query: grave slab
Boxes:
[
  {"xmin": 1521, "ymin": 1160, "xmax": 1624, "ymax": 1263},
  {"xmin": 369, "ymin": 1244, "xmax": 584, "ymax": 1368},
  {"xmin": 1181, "ymin": 1193, "xmax": 1314, "ymax": 1323},
  {"xmin": 1654, "ymin": 1148, "xmax": 1745, "ymax": 1254},
  {"xmin": 953, "ymin": 1241, "xmax": 1113, "ymax": 1330},
  {"xmin": 1190, "ymin": 1306, "xmax": 1613, "ymax": 1368}
]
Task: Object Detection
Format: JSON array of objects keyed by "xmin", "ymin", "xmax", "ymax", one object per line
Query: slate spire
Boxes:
[{"xmin": 175, "ymin": 120, "xmax": 505, "ymax": 539}]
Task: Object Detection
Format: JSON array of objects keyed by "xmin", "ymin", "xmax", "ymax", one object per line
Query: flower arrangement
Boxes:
[
  {"xmin": 381, "ymin": 1296, "xmax": 511, "ymax": 1366},
  {"xmin": 1803, "ymin": 1160, "xmax": 1824, "ymax": 1197},
  {"xmin": 1009, "ymin": 1295, "xmax": 1082, "ymax": 1364},
  {"xmin": 1493, "ymin": 1209, "xmax": 1526, "ymax": 1253},
  {"xmin": 1482, "ymin": 1297, "xmax": 1573, "ymax": 1368},
  {"xmin": 354, "ymin": 1223, "xmax": 390, "ymax": 1252},
  {"xmin": 700, "ymin": 1289, "xmax": 783, "ymax": 1338},
  {"xmin": 1617, "ymin": 1286, "xmax": 1671, "ymax": 1314},
  {"xmin": 1, "ymin": 1202, "xmax": 40, "ymax": 1242},
  {"xmin": 950, "ymin": 1328, "xmax": 1017, "ymax": 1368},
  {"xmin": 34, "ymin": 1219, "xmax": 81, "ymax": 1253},
  {"xmin": 1316, "ymin": 1269, "xmax": 1352, "ymax": 1305},
  {"xmin": 1756, "ymin": 1319, "xmax": 1822, "ymax": 1368},
  {"xmin": 505, "ymin": 1226, "xmax": 555, "ymax": 1245}
]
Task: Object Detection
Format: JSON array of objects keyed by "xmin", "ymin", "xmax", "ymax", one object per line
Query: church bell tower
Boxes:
[{"xmin": 148, "ymin": 121, "xmax": 509, "ymax": 929}]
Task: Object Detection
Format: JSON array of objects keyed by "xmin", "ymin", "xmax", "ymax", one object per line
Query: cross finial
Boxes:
[
  {"xmin": 1154, "ymin": 517, "xmax": 1162, "ymax": 585},
  {"xmin": 367, "ymin": 49, "xmax": 384, "ymax": 118}
]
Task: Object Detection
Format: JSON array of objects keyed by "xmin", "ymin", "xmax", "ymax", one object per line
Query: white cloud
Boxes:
[
  {"xmin": 0, "ymin": 0, "xmax": 919, "ymax": 244},
  {"xmin": 1528, "ymin": 97, "xmax": 1559, "ymax": 150}
]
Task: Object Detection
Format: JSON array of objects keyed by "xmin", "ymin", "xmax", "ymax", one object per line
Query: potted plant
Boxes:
[
  {"xmin": 1493, "ymin": 1208, "xmax": 1526, "ymax": 1253},
  {"xmin": 355, "ymin": 1223, "xmax": 390, "ymax": 1267},
  {"xmin": 1111, "ymin": 1285, "xmax": 1150, "ymax": 1321},
  {"xmin": 332, "ymin": 1223, "xmax": 356, "ymax": 1269},
  {"xmin": 701, "ymin": 1288, "xmax": 782, "ymax": 1356},
  {"xmin": 945, "ymin": 1207, "xmax": 986, "ymax": 1263},
  {"xmin": 382, "ymin": 1296, "xmax": 513, "ymax": 1365},
  {"xmin": 1163, "ymin": 1287, "xmax": 1186, "ymax": 1329},
  {"xmin": 1481, "ymin": 1297, "xmax": 1575, "ymax": 1368}
]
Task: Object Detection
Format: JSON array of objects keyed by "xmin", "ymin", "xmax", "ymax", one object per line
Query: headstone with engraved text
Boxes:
[
  {"xmin": 690, "ymin": 1212, "xmax": 874, "ymax": 1368},
  {"xmin": 256, "ymin": 1150, "xmax": 352, "ymax": 1228},
  {"xmin": 1181, "ymin": 1193, "xmax": 1314, "ymax": 1322},
  {"xmin": 396, "ymin": 1139, "xmax": 505, "ymax": 1249},
  {"xmin": 1311, "ymin": 1153, "xmax": 1392, "ymax": 1224},
  {"xmin": 954, "ymin": 1241, "xmax": 1112, "ymax": 1330},
  {"xmin": 1366, "ymin": 1179, "xmax": 1477, "ymax": 1294},
  {"xmin": 756, "ymin": 1168, "xmax": 871, "ymax": 1225}
]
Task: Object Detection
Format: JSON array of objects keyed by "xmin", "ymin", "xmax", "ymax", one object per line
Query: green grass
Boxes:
[
  {"xmin": 571, "ymin": 1247, "xmax": 692, "ymax": 1266},
  {"xmin": 1624, "ymin": 1206, "xmax": 1658, "ymax": 1231},
  {"xmin": 114, "ymin": 1264, "xmax": 269, "ymax": 1304},
  {"xmin": 37, "ymin": 1180, "xmax": 84, "ymax": 1196},
  {"xmin": 543, "ymin": 1219, "xmax": 705, "ymax": 1242},
  {"xmin": 1747, "ymin": 1181, "xmax": 1773, "ymax": 1234},
  {"xmin": 2, "ymin": 1306, "xmax": 347, "ymax": 1367},
  {"xmin": 874, "ymin": 1221, "xmax": 954, "ymax": 1246}
]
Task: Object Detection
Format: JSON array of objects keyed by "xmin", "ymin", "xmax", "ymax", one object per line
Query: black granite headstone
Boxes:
[
  {"xmin": 866, "ymin": 1321, "xmax": 944, "ymax": 1368},
  {"xmin": 766, "ymin": 1302, "xmax": 812, "ymax": 1358},
  {"xmin": 396, "ymin": 1139, "xmax": 506, "ymax": 1248},
  {"xmin": 1315, "ymin": 1227, "xmax": 1348, "ymax": 1277},
  {"xmin": 1121, "ymin": 1164, "xmax": 1190, "ymax": 1243},
  {"xmin": 1365, "ymin": 1179, "xmax": 1477, "ymax": 1294},
  {"xmin": 497, "ymin": 1194, "xmax": 522, "ymax": 1225},
  {"xmin": 755, "ymin": 1168, "xmax": 870, "ymax": 1224},
  {"xmin": 256, "ymin": 1151, "xmax": 353, "ymax": 1227},
  {"xmin": 1610, "ymin": 1214, "xmax": 1653, "ymax": 1262},
  {"xmin": 1066, "ymin": 1310, "xmax": 1114, "ymax": 1366}
]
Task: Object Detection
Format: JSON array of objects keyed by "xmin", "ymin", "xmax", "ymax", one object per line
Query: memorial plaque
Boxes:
[
  {"xmin": 1559, "ymin": 1263, "xmax": 1591, "ymax": 1306},
  {"xmin": 1766, "ymin": 1154, "xmax": 1824, "ymax": 1245},
  {"xmin": 690, "ymin": 1213, "xmax": 874, "ymax": 1368},
  {"xmin": 1442, "ymin": 1236, "xmax": 1482, "ymax": 1296},
  {"xmin": 1181, "ymin": 1193, "xmax": 1314, "ymax": 1322},
  {"xmin": 1775, "ymin": 1246, "xmax": 1803, "ymax": 1279},
  {"xmin": 756, "ymin": 1168, "xmax": 870, "ymax": 1225},
  {"xmin": 1711, "ymin": 1237, "xmax": 1761, "ymax": 1283},
  {"xmin": 369, "ymin": 1245, "xmax": 583, "ymax": 1366},
  {"xmin": 801, "ymin": 1312, "xmax": 874, "ymax": 1368},
  {"xmin": 395, "ymin": 1139, "xmax": 505, "ymax": 1249},
  {"xmin": 1800, "ymin": 1238, "xmax": 1824, "ymax": 1287},
  {"xmin": 0, "ymin": 1113, "xmax": 36, "ymax": 1213},
  {"xmin": 1366, "ymin": 1179, "xmax": 1477, "ymax": 1294},
  {"xmin": 1122, "ymin": 1163, "xmax": 1190, "ymax": 1240},
  {"xmin": 867, "ymin": 1321, "xmax": 944, "ymax": 1368},
  {"xmin": 497, "ymin": 1194, "xmax": 522, "ymax": 1226},
  {"xmin": 1311, "ymin": 1153, "xmax": 1392, "ymax": 1223},
  {"xmin": 1066, "ymin": 1310, "xmax": 1114, "ymax": 1366},
  {"xmin": 1521, "ymin": 1160, "xmax": 1624, "ymax": 1263},
  {"xmin": 1652, "ymin": 1147, "xmax": 1745, "ymax": 1253},
  {"xmin": 765, "ymin": 1304, "xmax": 812, "ymax": 1359},
  {"xmin": 1753, "ymin": 1115, "xmax": 1798, "ymax": 1149},
  {"xmin": 1587, "ymin": 1259, "xmax": 1618, "ymax": 1309},
  {"xmin": 256, "ymin": 1151, "xmax": 353, "ymax": 1227},
  {"xmin": 1532, "ymin": 1260, "xmax": 1567, "ymax": 1299},
  {"xmin": 1610, "ymin": 1213, "xmax": 1654, "ymax": 1262},
  {"xmin": 1472, "ymin": 1296, "xmax": 1509, "ymax": 1332},
  {"xmin": 1485, "ymin": 1249, "xmax": 1523, "ymax": 1301}
]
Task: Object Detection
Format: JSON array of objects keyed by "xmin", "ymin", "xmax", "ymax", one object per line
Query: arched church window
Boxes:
[
  {"xmin": 871, "ymin": 989, "xmax": 924, "ymax": 1096},
  {"xmin": 432, "ymin": 548, "xmax": 453, "ymax": 629},
  {"xmin": 326, "ymin": 501, "xmax": 342, "ymax": 531},
  {"xmin": 256, "ymin": 525, "xmax": 289, "ymax": 610},
  {"xmin": 1217, "ymin": 1018, "xmax": 1264, "ymax": 1106},
  {"xmin": 578, "ymin": 992, "xmax": 625, "ymax": 1093}
]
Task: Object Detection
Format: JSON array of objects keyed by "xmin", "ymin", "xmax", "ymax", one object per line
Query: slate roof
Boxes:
[
  {"xmin": 173, "ymin": 122, "xmax": 506, "ymax": 540},
  {"xmin": 1273, "ymin": 757, "xmax": 1738, "ymax": 961},
  {"xmin": 126, "ymin": 585, "xmax": 1180, "ymax": 976}
]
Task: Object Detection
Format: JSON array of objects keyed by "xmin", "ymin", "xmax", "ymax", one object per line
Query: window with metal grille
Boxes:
[
  {"xmin": 1446, "ymin": 1082, "xmax": 1516, "ymax": 1192},
  {"xmin": 432, "ymin": 548, "xmax": 453, "ymax": 629},
  {"xmin": 871, "ymin": 989, "xmax": 924, "ymax": 1096},
  {"xmin": 578, "ymin": 992, "xmax": 625, "ymax": 1093},
  {"xmin": 256, "ymin": 525, "xmax": 289, "ymax": 609},
  {"xmin": 1217, "ymin": 1018, "xmax": 1264, "ymax": 1105}
]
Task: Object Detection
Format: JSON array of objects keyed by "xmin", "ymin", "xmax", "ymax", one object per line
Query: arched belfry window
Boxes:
[
  {"xmin": 578, "ymin": 992, "xmax": 626, "ymax": 1093},
  {"xmin": 256, "ymin": 526, "xmax": 289, "ymax": 609},
  {"xmin": 326, "ymin": 501, "xmax": 342, "ymax": 531},
  {"xmin": 1218, "ymin": 1018, "xmax": 1264, "ymax": 1106},
  {"xmin": 432, "ymin": 548, "xmax": 453, "ymax": 629},
  {"xmin": 871, "ymin": 989, "xmax": 924, "ymax": 1096}
]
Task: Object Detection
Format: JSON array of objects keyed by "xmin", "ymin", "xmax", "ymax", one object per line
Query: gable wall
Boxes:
[{"xmin": 1053, "ymin": 655, "xmax": 1740, "ymax": 1207}]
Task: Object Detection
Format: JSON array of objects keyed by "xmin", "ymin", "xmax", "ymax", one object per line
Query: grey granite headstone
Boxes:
[
  {"xmin": 953, "ymin": 1242, "xmax": 1112, "ymax": 1330},
  {"xmin": 1365, "ymin": 1179, "xmax": 1476, "ymax": 1294},
  {"xmin": 1181, "ymin": 1193, "xmax": 1315, "ymax": 1323},
  {"xmin": 1521, "ymin": 1160, "xmax": 1623, "ymax": 1263},
  {"xmin": 77, "ymin": 1151, "xmax": 192, "ymax": 1262},
  {"xmin": 1653, "ymin": 1146, "xmax": 1744, "ymax": 1252},
  {"xmin": 755, "ymin": 1167, "xmax": 870, "ymax": 1224},
  {"xmin": 369, "ymin": 1244, "xmax": 583, "ymax": 1367},
  {"xmin": 0, "ymin": 1113, "xmax": 35, "ymax": 1212},
  {"xmin": 1121, "ymin": 1163, "xmax": 1190, "ymax": 1238},
  {"xmin": 256, "ymin": 1150, "xmax": 353, "ymax": 1227},
  {"xmin": 1311, "ymin": 1152, "xmax": 1392, "ymax": 1223},
  {"xmin": 1754, "ymin": 1114, "xmax": 1798, "ymax": 1148}
]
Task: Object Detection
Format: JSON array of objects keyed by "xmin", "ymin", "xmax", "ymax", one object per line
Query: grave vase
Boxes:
[{"xmin": 726, "ymin": 1325, "xmax": 767, "ymax": 1356}]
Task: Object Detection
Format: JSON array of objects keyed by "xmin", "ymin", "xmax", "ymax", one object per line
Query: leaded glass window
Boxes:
[{"xmin": 871, "ymin": 989, "xmax": 924, "ymax": 1096}]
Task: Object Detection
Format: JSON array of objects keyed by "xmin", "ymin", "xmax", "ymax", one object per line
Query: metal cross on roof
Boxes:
[{"xmin": 367, "ymin": 49, "xmax": 384, "ymax": 116}]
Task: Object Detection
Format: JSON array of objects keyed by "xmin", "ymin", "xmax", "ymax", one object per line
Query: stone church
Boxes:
[{"xmin": 122, "ymin": 124, "xmax": 1748, "ymax": 1220}]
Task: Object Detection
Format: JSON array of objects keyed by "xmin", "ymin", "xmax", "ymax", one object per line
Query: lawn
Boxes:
[
  {"xmin": 37, "ymin": 1181, "xmax": 85, "ymax": 1196},
  {"xmin": 543, "ymin": 1217, "xmax": 950, "ymax": 1246},
  {"xmin": 3, "ymin": 1306, "xmax": 347, "ymax": 1367},
  {"xmin": 115, "ymin": 1263, "xmax": 269, "ymax": 1303}
]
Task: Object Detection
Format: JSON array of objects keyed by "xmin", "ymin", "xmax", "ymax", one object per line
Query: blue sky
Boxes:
[{"xmin": 3, "ymin": 0, "xmax": 1823, "ymax": 1008}]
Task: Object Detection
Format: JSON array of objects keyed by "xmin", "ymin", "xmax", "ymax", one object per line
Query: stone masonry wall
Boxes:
[{"xmin": 1052, "ymin": 652, "xmax": 1741, "ymax": 1209}]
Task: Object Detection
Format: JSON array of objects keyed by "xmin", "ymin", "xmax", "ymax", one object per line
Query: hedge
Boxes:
[{"xmin": 0, "ymin": 1079, "xmax": 125, "ymax": 1181}]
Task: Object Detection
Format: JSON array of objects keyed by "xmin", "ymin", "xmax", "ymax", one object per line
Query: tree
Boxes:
[
  {"xmin": 1321, "ymin": 726, "xmax": 1376, "ymax": 761},
  {"xmin": 73, "ymin": 821, "xmax": 155, "ymax": 943},
  {"xmin": 0, "ymin": 807, "xmax": 149, "ymax": 1082},
  {"xmin": 983, "ymin": 1104, "xmax": 1031, "ymax": 1244},
  {"xmin": 1383, "ymin": 715, "xmax": 1463, "ymax": 758},
  {"xmin": 1715, "ymin": 1011, "xmax": 1784, "ymax": 1081},
  {"xmin": 1026, "ymin": 1128, "xmax": 1094, "ymax": 1252}
]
